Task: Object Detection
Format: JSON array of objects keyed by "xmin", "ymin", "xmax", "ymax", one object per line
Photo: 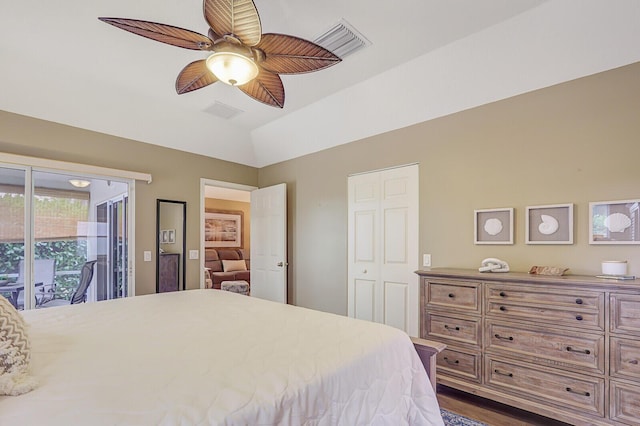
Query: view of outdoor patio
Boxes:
[{"xmin": 0, "ymin": 167, "xmax": 130, "ymax": 310}]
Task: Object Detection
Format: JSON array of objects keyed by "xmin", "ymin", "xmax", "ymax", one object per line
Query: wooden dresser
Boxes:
[
  {"xmin": 417, "ymin": 268, "xmax": 640, "ymax": 426},
  {"xmin": 158, "ymin": 253, "xmax": 180, "ymax": 293}
]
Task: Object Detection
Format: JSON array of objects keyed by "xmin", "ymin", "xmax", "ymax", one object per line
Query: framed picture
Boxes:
[
  {"xmin": 204, "ymin": 210, "xmax": 243, "ymax": 248},
  {"xmin": 474, "ymin": 208, "xmax": 514, "ymax": 245},
  {"xmin": 525, "ymin": 204, "xmax": 573, "ymax": 244},
  {"xmin": 159, "ymin": 229, "xmax": 176, "ymax": 244},
  {"xmin": 589, "ymin": 199, "xmax": 640, "ymax": 244}
]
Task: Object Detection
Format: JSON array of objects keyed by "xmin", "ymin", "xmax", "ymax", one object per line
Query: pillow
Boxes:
[
  {"xmin": 222, "ymin": 259, "xmax": 247, "ymax": 272},
  {"xmin": 0, "ymin": 295, "xmax": 38, "ymax": 396}
]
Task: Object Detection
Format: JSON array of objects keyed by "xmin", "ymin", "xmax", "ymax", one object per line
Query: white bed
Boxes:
[{"xmin": 1, "ymin": 290, "xmax": 444, "ymax": 425}]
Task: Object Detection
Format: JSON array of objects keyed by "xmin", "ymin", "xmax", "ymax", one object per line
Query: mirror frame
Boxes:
[{"xmin": 156, "ymin": 199, "xmax": 187, "ymax": 292}]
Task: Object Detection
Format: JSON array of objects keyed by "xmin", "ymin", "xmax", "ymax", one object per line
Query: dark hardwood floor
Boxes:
[{"xmin": 437, "ymin": 385, "xmax": 572, "ymax": 426}]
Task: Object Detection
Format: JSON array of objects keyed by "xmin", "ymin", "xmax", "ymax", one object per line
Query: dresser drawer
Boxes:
[
  {"xmin": 426, "ymin": 313, "xmax": 481, "ymax": 347},
  {"xmin": 436, "ymin": 348, "xmax": 481, "ymax": 383},
  {"xmin": 611, "ymin": 337, "xmax": 640, "ymax": 381},
  {"xmin": 486, "ymin": 284, "xmax": 602, "ymax": 310},
  {"xmin": 426, "ymin": 279, "xmax": 480, "ymax": 313},
  {"xmin": 611, "ymin": 293, "xmax": 640, "ymax": 335},
  {"xmin": 610, "ymin": 380, "xmax": 640, "ymax": 426},
  {"xmin": 486, "ymin": 320, "xmax": 604, "ymax": 374},
  {"xmin": 487, "ymin": 300, "xmax": 604, "ymax": 331},
  {"xmin": 485, "ymin": 356, "xmax": 605, "ymax": 418}
]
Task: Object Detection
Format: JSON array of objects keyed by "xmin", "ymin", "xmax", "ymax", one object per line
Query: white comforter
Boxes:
[{"xmin": 0, "ymin": 290, "xmax": 443, "ymax": 425}]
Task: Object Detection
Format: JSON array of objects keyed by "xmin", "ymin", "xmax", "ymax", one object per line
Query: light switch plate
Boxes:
[
  {"xmin": 189, "ymin": 250, "xmax": 199, "ymax": 260},
  {"xmin": 423, "ymin": 254, "xmax": 431, "ymax": 267},
  {"xmin": 143, "ymin": 251, "xmax": 152, "ymax": 262}
]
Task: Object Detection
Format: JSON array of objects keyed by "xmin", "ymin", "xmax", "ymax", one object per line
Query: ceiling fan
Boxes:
[{"xmin": 99, "ymin": 0, "xmax": 341, "ymax": 108}]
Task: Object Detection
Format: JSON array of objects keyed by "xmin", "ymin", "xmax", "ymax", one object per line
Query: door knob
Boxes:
[
  {"xmin": 277, "ymin": 262, "xmax": 283, "ymax": 267},
  {"xmin": 362, "ymin": 269, "xmax": 367, "ymax": 274}
]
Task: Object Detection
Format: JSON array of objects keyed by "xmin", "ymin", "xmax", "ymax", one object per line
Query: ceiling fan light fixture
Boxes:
[
  {"xmin": 69, "ymin": 179, "xmax": 91, "ymax": 188},
  {"xmin": 206, "ymin": 50, "xmax": 258, "ymax": 86}
]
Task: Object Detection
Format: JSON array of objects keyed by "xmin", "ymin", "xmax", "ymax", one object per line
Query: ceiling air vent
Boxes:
[
  {"xmin": 203, "ymin": 101, "xmax": 244, "ymax": 119},
  {"xmin": 314, "ymin": 19, "xmax": 371, "ymax": 59}
]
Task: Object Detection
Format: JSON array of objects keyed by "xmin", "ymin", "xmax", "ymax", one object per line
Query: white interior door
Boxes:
[
  {"xmin": 348, "ymin": 165, "xmax": 419, "ymax": 336},
  {"xmin": 250, "ymin": 183, "xmax": 287, "ymax": 303}
]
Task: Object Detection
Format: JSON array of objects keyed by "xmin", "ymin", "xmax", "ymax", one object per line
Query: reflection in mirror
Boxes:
[{"xmin": 156, "ymin": 199, "xmax": 186, "ymax": 293}]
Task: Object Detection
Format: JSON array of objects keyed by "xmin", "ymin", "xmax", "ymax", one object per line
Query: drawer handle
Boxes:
[
  {"xmin": 494, "ymin": 369, "xmax": 513, "ymax": 378},
  {"xmin": 566, "ymin": 387, "xmax": 590, "ymax": 397},
  {"xmin": 499, "ymin": 291, "xmax": 506, "ymax": 297},
  {"xmin": 444, "ymin": 325, "xmax": 461, "ymax": 331},
  {"xmin": 575, "ymin": 315, "xmax": 583, "ymax": 321},
  {"xmin": 494, "ymin": 334, "xmax": 514, "ymax": 341},
  {"xmin": 443, "ymin": 357, "xmax": 459, "ymax": 365},
  {"xmin": 566, "ymin": 346, "xmax": 591, "ymax": 355},
  {"xmin": 499, "ymin": 306, "xmax": 507, "ymax": 312},
  {"xmin": 575, "ymin": 298, "xmax": 583, "ymax": 305},
  {"xmin": 630, "ymin": 359, "xmax": 639, "ymax": 365},
  {"xmin": 448, "ymin": 293, "xmax": 455, "ymax": 298}
]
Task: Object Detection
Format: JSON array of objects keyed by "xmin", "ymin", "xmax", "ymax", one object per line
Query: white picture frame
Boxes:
[
  {"xmin": 525, "ymin": 203, "xmax": 574, "ymax": 245},
  {"xmin": 474, "ymin": 208, "xmax": 514, "ymax": 245},
  {"xmin": 589, "ymin": 199, "xmax": 640, "ymax": 244}
]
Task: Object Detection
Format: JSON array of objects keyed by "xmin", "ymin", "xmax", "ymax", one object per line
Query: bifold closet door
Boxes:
[{"xmin": 347, "ymin": 164, "xmax": 419, "ymax": 336}]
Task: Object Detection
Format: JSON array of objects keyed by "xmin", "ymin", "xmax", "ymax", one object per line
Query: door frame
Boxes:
[{"xmin": 199, "ymin": 179, "xmax": 257, "ymax": 288}]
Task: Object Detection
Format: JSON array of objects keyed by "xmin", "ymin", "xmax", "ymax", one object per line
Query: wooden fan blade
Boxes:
[
  {"xmin": 257, "ymin": 33, "xmax": 341, "ymax": 74},
  {"xmin": 99, "ymin": 18, "xmax": 213, "ymax": 51},
  {"xmin": 176, "ymin": 60, "xmax": 218, "ymax": 94},
  {"xmin": 208, "ymin": 28, "xmax": 221, "ymax": 42},
  {"xmin": 203, "ymin": 0, "xmax": 262, "ymax": 46},
  {"xmin": 238, "ymin": 69, "xmax": 284, "ymax": 108}
]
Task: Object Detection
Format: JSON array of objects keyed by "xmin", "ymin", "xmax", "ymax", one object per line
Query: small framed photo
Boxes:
[
  {"xmin": 589, "ymin": 199, "xmax": 640, "ymax": 244},
  {"xmin": 474, "ymin": 208, "xmax": 514, "ymax": 245},
  {"xmin": 167, "ymin": 229, "xmax": 176, "ymax": 244},
  {"xmin": 526, "ymin": 204, "xmax": 574, "ymax": 244}
]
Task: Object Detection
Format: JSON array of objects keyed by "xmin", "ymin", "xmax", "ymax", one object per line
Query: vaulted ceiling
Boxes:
[{"xmin": 1, "ymin": 1, "xmax": 639, "ymax": 167}]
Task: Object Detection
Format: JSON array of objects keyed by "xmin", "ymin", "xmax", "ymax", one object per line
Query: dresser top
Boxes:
[{"xmin": 416, "ymin": 268, "xmax": 640, "ymax": 291}]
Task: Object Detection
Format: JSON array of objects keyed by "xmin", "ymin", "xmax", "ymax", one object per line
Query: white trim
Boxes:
[
  {"xmin": 202, "ymin": 179, "xmax": 257, "ymax": 192},
  {"xmin": 127, "ymin": 182, "xmax": 136, "ymax": 296},
  {"xmin": 24, "ymin": 167, "xmax": 34, "ymax": 310},
  {"xmin": 0, "ymin": 152, "xmax": 152, "ymax": 183},
  {"xmin": 199, "ymin": 178, "xmax": 257, "ymax": 288},
  {"xmin": 348, "ymin": 162, "xmax": 419, "ymax": 177}
]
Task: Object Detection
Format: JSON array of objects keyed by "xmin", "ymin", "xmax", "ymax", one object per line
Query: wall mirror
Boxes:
[{"xmin": 156, "ymin": 199, "xmax": 186, "ymax": 293}]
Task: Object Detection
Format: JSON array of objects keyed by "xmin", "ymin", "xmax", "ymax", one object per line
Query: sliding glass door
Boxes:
[
  {"xmin": 0, "ymin": 165, "xmax": 131, "ymax": 310},
  {"xmin": 96, "ymin": 195, "xmax": 128, "ymax": 301}
]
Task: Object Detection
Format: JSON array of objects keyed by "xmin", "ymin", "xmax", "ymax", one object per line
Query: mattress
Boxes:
[{"xmin": 0, "ymin": 290, "xmax": 444, "ymax": 425}]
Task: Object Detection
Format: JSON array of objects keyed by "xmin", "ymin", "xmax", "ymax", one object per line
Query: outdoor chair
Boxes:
[
  {"xmin": 16, "ymin": 258, "xmax": 56, "ymax": 307},
  {"xmin": 40, "ymin": 260, "xmax": 97, "ymax": 308}
]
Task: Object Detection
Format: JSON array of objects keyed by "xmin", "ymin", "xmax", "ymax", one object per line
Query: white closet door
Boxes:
[
  {"xmin": 348, "ymin": 165, "xmax": 419, "ymax": 336},
  {"xmin": 250, "ymin": 183, "xmax": 287, "ymax": 303}
]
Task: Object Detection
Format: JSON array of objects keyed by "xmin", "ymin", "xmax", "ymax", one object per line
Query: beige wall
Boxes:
[
  {"xmin": 3, "ymin": 62, "xmax": 639, "ymax": 316},
  {"xmin": 259, "ymin": 62, "xmax": 640, "ymax": 316},
  {"xmin": 0, "ymin": 111, "xmax": 258, "ymax": 295},
  {"xmin": 204, "ymin": 198, "xmax": 251, "ymax": 251}
]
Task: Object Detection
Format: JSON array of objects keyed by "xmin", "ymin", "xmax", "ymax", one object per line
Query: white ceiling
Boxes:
[{"xmin": 1, "ymin": 1, "xmax": 639, "ymax": 168}]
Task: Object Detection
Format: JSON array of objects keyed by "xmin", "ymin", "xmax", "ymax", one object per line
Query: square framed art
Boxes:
[
  {"xmin": 526, "ymin": 203, "xmax": 573, "ymax": 244},
  {"xmin": 474, "ymin": 208, "xmax": 514, "ymax": 245},
  {"xmin": 589, "ymin": 199, "xmax": 640, "ymax": 244}
]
